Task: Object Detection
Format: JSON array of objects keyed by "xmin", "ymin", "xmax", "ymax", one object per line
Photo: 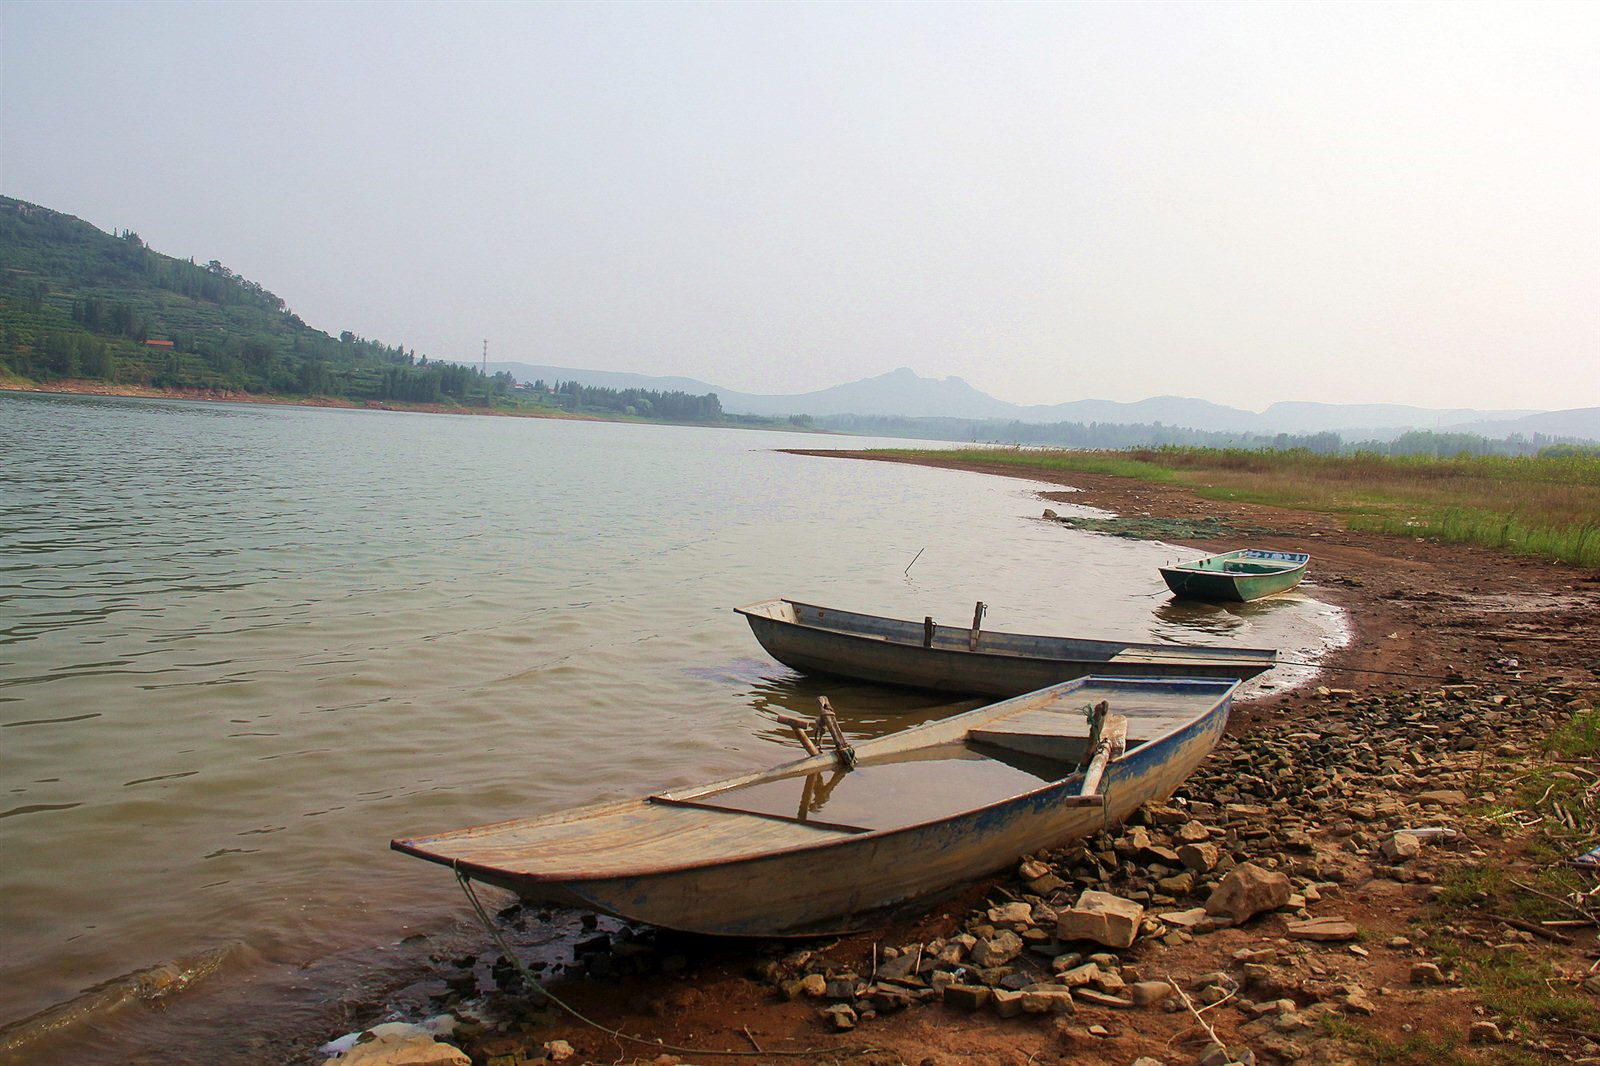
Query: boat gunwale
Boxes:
[
  {"xmin": 1159, "ymin": 548, "xmax": 1311, "ymax": 579},
  {"xmin": 735, "ymin": 598, "xmax": 1277, "ymax": 665},
  {"xmin": 390, "ymin": 676, "xmax": 1238, "ymax": 886}
]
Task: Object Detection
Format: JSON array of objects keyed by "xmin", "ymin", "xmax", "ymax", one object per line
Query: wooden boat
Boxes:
[
  {"xmin": 392, "ymin": 675, "xmax": 1240, "ymax": 937},
  {"xmin": 1159, "ymin": 548, "xmax": 1310, "ymax": 603},
  {"xmin": 734, "ymin": 598, "xmax": 1275, "ymax": 698}
]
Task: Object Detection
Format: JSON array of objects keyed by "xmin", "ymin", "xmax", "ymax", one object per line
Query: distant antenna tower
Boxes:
[{"xmin": 482, "ymin": 339, "xmax": 487, "ymax": 376}]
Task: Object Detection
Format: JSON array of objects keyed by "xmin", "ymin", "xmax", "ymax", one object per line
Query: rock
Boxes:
[
  {"xmin": 1157, "ymin": 872, "xmax": 1195, "ymax": 896},
  {"xmin": 1380, "ymin": 832, "xmax": 1423, "ymax": 863},
  {"xmin": 1409, "ymin": 961, "xmax": 1446, "ymax": 985},
  {"xmin": 1205, "ymin": 862, "xmax": 1291, "ymax": 923},
  {"xmin": 1057, "ymin": 962, "xmax": 1103, "ymax": 987},
  {"xmin": 1050, "ymin": 951, "xmax": 1084, "ymax": 973},
  {"xmin": 1144, "ymin": 845, "xmax": 1184, "ymax": 867},
  {"xmin": 1174, "ymin": 820, "xmax": 1212, "ymax": 844},
  {"xmin": 1090, "ymin": 970, "xmax": 1126, "ymax": 993},
  {"xmin": 1019, "ymin": 858, "xmax": 1053, "ymax": 880},
  {"xmin": 1120, "ymin": 825, "xmax": 1154, "ymax": 853},
  {"xmin": 1131, "ymin": 980, "xmax": 1174, "ymax": 1007},
  {"xmin": 970, "ymin": 929, "xmax": 1025, "ymax": 966},
  {"xmin": 992, "ymin": 987, "xmax": 1026, "ymax": 1018},
  {"xmin": 942, "ymin": 983, "xmax": 991, "ymax": 1010},
  {"xmin": 545, "ymin": 1041, "xmax": 575, "ymax": 1063},
  {"xmin": 1416, "ymin": 789, "xmax": 1469, "ymax": 806},
  {"xmin": 1469, "ymin": 1021, "xmax": 1504, "ymax": 1044},
  {"xmin": 1179, "ymin": 842, "xmax": 1221, "ymax": 872},
  {"xmin": 1274, "ymin": 1011, "xmax": 1314, "ymax": 1033},
  {"xmin": 1021, "ymin": 987, "xmax": 1077, "ymax": 1014},
  {"xmin": 1074, "ymin": 987, "xmax": 1134, "ymax": 1009},
  {"xmin": 1341, "ymin": 988, "xmax": 1378, "ymax": 1015},
  {"xmin": 1286, "ymin": 917, "xmax": 1360, "ymax": 942},
  {"xmin": 824, "ymin": 976, "xmax": 859, "ymax": 999},
  {"xmin": 1255, "ymin": 1032, "xmax": 1307, "ymax": 1062},
  {"xmin": 325, "ymin": 1027, "xmax": 471, "ymax": 1066},
  {"xmin": 1057, "ymin": 890, "xmax": 1145, "ymax": 949},
  {"xmin": 875, "ymin": 952, "xmax": 917, "ymax": 981},
  {"xmin": 987, "ymin": 902, "xmax": 1034, "ymax": 928},
  {"xmin": 1159, "ymin": 906, "xmax": 1210, "ymax": 929},
  {"xmin": 821, "ymin": 1003, "xmax": 857, "ymax": 1031},
  {"xmin": 797, "ymin": 973, "xmax": 827, "ymax": 998}
]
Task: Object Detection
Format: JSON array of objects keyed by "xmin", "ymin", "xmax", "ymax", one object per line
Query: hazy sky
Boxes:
[{"xmin": 3, "ymin": 1, "xmax": 1596, "ymax": 412}]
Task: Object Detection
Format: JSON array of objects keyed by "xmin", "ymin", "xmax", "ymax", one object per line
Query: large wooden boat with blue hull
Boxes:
[
  {"xmin": 1159, "ymin": 548, "xmax": 1310, "ymax": 603},
  {"xmin": 391, "ymin": 675, "xmax": 1240, "ymax": 937},
  {"xmin": 735, "ymin": 598, "xmax": 1275, "ymax": 698}
]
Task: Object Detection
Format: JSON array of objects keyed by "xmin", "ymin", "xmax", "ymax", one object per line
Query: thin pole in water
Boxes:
[{"xmin": 904, "ymin": 547, "xmax": 925, "ymax": 575}]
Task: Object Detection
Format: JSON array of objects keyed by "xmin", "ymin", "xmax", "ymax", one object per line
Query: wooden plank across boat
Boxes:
[
  {"xmin": 391, "ymin": 675, "xmax": 1241, "ymax": 937},
  {"xmin": 1159, "ymin": 548, "xmax": 1310, "ymax": 603},
  {"xmin": 735, "ymin": 597, "xmax": 1275, "ymax": 698}
]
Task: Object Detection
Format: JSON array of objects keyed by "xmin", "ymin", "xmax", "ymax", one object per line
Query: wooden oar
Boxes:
[{"xmin": 1079, "ymin": 713, "xmax": 1128, "ymax": 796}]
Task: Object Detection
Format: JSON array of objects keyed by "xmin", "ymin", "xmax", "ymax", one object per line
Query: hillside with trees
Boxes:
[
  {"xmin": 0, "ymin": 196, "xmax": 510, "ymax": 404},
  {"xmin": 0, "ymin": 197, "xmax": 735, "ymax": 425}
]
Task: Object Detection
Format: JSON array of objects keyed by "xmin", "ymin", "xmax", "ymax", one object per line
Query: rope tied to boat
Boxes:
[{"xmin": 450, "ymin": 864, "xmax": 881, "ymax": 1059}]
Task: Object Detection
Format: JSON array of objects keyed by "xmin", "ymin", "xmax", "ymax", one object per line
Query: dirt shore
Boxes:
[{"xmin": 400, "ymin": 450, "xmax": 1598, "ymax": 1066}]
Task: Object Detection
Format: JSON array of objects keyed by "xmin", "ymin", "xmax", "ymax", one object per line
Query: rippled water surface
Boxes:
[{"xmin": 0, "ymin": 392, "xmax": 1343, "ymax": 1061}]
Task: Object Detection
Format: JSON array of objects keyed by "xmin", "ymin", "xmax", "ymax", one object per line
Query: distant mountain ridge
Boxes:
[{"xmin": 485, "ymin": 362, "xmax": 1596, "ymax": 443}]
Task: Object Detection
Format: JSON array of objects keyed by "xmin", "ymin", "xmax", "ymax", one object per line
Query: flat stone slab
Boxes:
[
  {"xmin": 1159, "ymin": 906, "xmax": 1210, "ymax": 929},
  {"xmin": 1286, "ymin": 916, "xmax": 1360, "ymax": 942}
]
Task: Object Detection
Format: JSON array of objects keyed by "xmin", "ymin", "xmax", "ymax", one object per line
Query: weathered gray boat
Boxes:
[
  {"xmin": 392, "ymin": 675, "xmax": 1240, "ymax": 936},
  {"xmin": 735, "ymin": 598, "xmax": 1275, "ymax": 698}
]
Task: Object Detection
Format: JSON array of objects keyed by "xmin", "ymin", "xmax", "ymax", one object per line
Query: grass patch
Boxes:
[
  {"xmin": 881, "ymin": 446, "xmax": 1600, "ymax": 566},
  {"xmin": 1315, "ymin": 1014, "xmax": 1476, "ymax": 1065},
  {"xmin": 1427, "ymin": 699, "xmax": 1600, "ymax": 1046},
  {"xmin": 1426, "ymin": 936, "xmax": 1600, "ymax": 1035}
]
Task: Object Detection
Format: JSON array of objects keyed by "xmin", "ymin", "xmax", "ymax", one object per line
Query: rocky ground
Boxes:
[{"xmin": 321, "ymin": 455, "xmax": 1600, "ymax": 1066}]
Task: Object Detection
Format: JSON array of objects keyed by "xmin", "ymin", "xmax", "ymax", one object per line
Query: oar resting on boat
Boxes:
[{"xmin": 391, "ymin": 675, "xmax": 1238, "ymax": 937}]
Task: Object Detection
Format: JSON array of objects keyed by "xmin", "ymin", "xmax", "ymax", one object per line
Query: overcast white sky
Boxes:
[{"xmin": 3, "ymin": 1, "xmax": 1596, "ymax": 412}]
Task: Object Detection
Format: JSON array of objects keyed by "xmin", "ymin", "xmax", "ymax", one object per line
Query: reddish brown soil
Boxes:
[{"xmin": 498, "ymin": 451, "xmax": 1599, "ymax": 1066}]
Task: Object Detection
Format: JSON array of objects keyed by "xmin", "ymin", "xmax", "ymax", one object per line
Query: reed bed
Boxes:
[{"xmin": 883, "ymin": 446, "xmax": 1600, "ymax": 568}]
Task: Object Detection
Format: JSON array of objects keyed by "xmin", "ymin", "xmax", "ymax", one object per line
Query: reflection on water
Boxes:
[
  {"xmin": 0, "ymin": 391, "xmax": 1346, "ymax": 1063},
  {"xmin": 694, "ymin": 740, "xmax": 1071, "ymax": 830},
  {"xmin": 737, "ymin": 667, "xmax": 984, "ymax": 749},
  {"xmin": 1152, "ymin": 591, "xmax": 1313, "ymax": 634}
]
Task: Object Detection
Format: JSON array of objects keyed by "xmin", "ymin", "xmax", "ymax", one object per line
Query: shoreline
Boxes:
[
  {"xmin": 0, "ymin": 380, "xmax": 842, "ymax": 435},
  {"xmin": 331, "ymin": 448, "xmax": 1597, "ymax": 1066}
]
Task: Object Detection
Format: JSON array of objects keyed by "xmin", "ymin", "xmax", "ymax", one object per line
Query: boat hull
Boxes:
[
  {"xmin": 736, "ymin": 600, "xmax": 1274, "ymax": 698},
  {"xmin": 394, "ymin": 676, "xmax": 1236, "ymax": 937},
  {"xmin": 1159, "ymin": 549, "xmax": 1309, "ymax": 603}
]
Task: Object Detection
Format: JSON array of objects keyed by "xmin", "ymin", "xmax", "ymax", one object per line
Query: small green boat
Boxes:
[{"xmin": 1159, "ymin": 548, "xmax": 1310, "ymax": 603}]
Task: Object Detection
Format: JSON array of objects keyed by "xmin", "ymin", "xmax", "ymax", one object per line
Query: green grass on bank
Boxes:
[{"xmin": 878, "ymin": 446, "xmax": 1600, "ymax": 568}]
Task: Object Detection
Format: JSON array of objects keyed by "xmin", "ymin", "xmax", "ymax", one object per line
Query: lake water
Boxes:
[{"xmin": 0, "ymin": 392, "xmax": 1344, "ymax": 1062}]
